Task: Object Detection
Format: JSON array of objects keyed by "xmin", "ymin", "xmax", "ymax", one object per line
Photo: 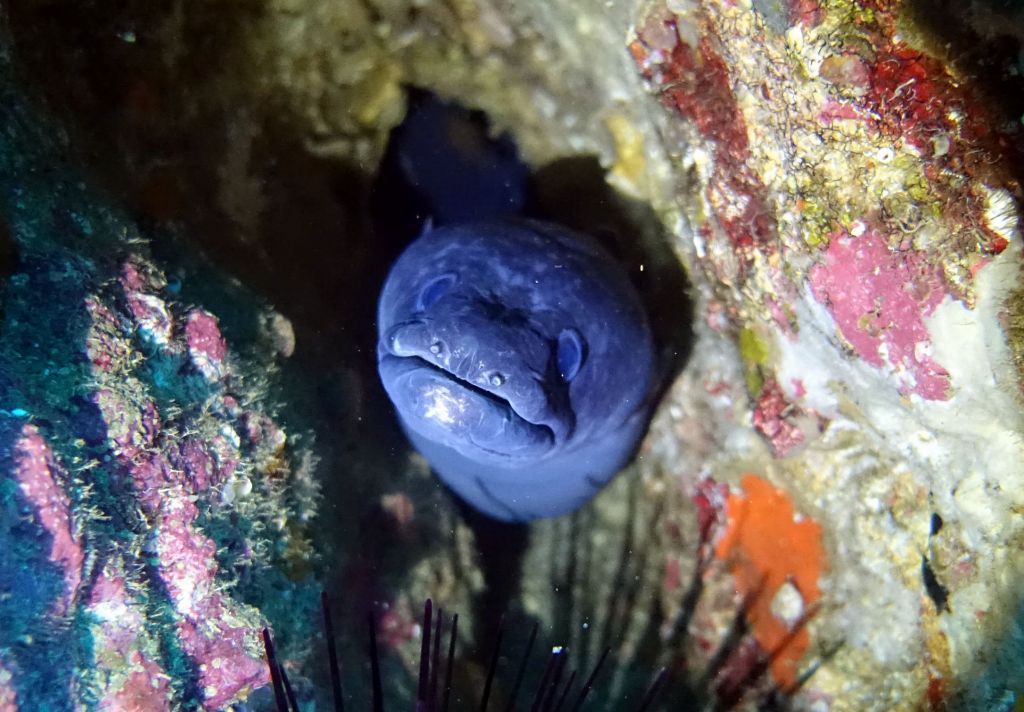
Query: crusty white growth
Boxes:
[{"xmin": 774, "ymin": 232, "xmax": 1024, "ymax": 702}]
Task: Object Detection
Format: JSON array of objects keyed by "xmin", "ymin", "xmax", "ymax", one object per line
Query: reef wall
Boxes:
[
  {"xmin": 626, "ymin": 0, "xmax": 1024, "ymax": 708},
  {"xmin": 0, "ymin": 19, "xmax": 322, "ymax": 709}
]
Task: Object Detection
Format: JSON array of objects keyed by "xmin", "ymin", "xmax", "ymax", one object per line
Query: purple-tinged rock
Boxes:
[
  {"xmin": 7, "ymin": 424, "xmax": 83, "ymax": 614},
  {"xmin": 84, "ymin": 296, "xmax": 132, "ymax": 374},
  {"xmin": 0, "ymin": 65, "xmax": 320, "ymax": 706},
  {"xmin": 87, "ymin": 559, "xmax": 172, "ymax": 711},
  {"xmin": 173, "ymin": 437, "xmax": 218, "ymax": 492},
  {"xmin": 0, "ymin": 655, "xmax": 16, "ymax": 712},
  {"xmin": 120, "ymin": 258, "xmax": 175, "ymax": 349},
  {"xmin": 185, "ymin": 309, "xmax": 228, "ymax": 381}
]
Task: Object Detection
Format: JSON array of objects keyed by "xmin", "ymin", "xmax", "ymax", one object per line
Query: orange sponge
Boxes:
[{"xmin": 714, "ymin": 474, "xmax": 826, "ymax": 689}]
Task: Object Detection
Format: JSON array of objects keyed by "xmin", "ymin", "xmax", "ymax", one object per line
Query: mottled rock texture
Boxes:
[
  {"xmin": 0, "ymin": 23, "xmax": 322, "ymax": 709},
  {"xmin": 628, "ymin": 0, "xmax": 1024, "ymax": 708}
]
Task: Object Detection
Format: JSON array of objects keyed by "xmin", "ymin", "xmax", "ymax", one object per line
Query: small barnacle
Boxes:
[
  {"xmin": 875, "ymin": 145, "xmax": 895, "ymax": 163},
  {"xmin": 930, "ymin": 132, "xmax": 951, "ymax": 158},
  {"xmin": 221, "ymin": 475, "xmax": 253, "ymax": 505}
]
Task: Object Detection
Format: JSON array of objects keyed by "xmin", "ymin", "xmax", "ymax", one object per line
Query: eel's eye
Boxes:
[
  {"xmin": 556, "ymin": 328, "xmax": 585, "ymax": 383},
  {"xmin": 417, "ymin": 273, "xmax": 457, "ymax": 311}
]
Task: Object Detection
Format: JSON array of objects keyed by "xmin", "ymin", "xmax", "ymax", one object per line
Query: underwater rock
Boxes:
[
  {"xmin": 0, "ymin": 245, "xmax": 284, "ymax": 710},
  {"xmin": 0, "ymin": 244, "xmax": 313, "ymax": 708},
  {"xmin": 0, "ymin": 39, "xmax": 320, "ymax": 711},
  {"xmin": 2, "ymin": 424, "xmax": 83, "ymax": 616},
  {"xmin": 630, "ymin": 0, "xmax": 1024, "ymax": 708}
]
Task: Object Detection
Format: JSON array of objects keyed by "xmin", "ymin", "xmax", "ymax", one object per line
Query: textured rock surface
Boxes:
[
  {"xmin": 626, "ymin": 0, "xmax": 1024, "ymax": 708},
  {"xmin": 0, "ymin": 26, "xmax": 321, "ymax": 709}
]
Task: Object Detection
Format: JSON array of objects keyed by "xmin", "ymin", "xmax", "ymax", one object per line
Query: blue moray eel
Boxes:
[
  {"xmin": 377, "ymin": 219, "xmax": 655, "ymax": 521},
  {"xmin": 375, "ymin": 91, "xmax": 657, "ymax": 521}
]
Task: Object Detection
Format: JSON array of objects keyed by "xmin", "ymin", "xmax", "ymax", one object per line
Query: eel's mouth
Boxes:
[{"xmin": 378, "ymin": 354, "xmax": 555, "ymax": 459}]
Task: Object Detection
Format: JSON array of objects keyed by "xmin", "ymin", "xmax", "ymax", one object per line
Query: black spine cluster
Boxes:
[
  {"xmin": 262, "ymin": 586, "xmax": 834, "ymax": 712},
  {"xmin": 262, "ymin": 594, "xmax": 665, "ymax": 712}
]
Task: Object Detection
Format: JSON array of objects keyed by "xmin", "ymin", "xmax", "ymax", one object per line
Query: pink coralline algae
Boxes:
[
  {"xmin": 8, "ymin": 425, "xmax": 83, "ymax": 614},
  {"xmin": 175, "ymin": 437, "xmax": 219, "ymax": 491},
  {"xmin": 121, "ymin": 256, "xmax": 175, "ymax": 347},
  {"xmin": 0, "ymin": 245, "xmax": 316, "ymax": 709},
  {"xmin": 186, "ymin": 309, "xmax": 229, "ymax": 381},
  {"xmin": 102, "ymin": 398, "xmax": 268, "ymax": 706},
  {"xmin": 88, "ymin": 562, "xmax": 173, "ymax": 711},
  {"xmin": 126, "ymin": 291, "xmax": 174, "ymax": 347},
  {"xmin": 752, "ymin": 378, "xmax": 808, "ymax": 456},
  {"xmin": 87, "ymin": 261, "xmax": 281, "ymax": 706},
  {"xmin": 810, "ymin": 229, "xmax": 951, "ymax": 400},
  {"xmin": 137, "ymin": 456, "xmax": 267, "ymax": 705},
  {"xmin": 692, "ymin": 476, "xmax": 729, "ymax": 546},
  {"xmin": 0, "ymin": 658, "xmax": 15, "ymax": 712}
]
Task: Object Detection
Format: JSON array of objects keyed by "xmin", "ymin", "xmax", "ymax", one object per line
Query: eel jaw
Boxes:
[{"xmin": 378, "ymin": 354, "xmax": 555, "ymax": 460}]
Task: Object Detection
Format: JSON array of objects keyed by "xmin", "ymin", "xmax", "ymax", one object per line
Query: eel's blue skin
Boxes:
[
  {"xmin": 376, "ymin": 92, "xmax": 655, "ymax": 521},
  {"xmin": 377, "ymin": 219, "xmax": 655, "ymax": 521},
  {"xmin": 386, "ymin": 89, "xmax": 528, "ymax": 225}
]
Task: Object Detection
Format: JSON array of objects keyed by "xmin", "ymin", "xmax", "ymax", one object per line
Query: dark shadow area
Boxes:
[
  {"xmin": 5, "ymin": 1, "xmax": 271, "ymax": 189},
  {"xmin": 370, "ymin": 86, "xmax": 529, "ymax": 241},
  {"xmin": 0, "ymin": 213, "xmax": 17, "ymax": 280},
  {"xmin": 905, "ymin": 0, "xmax": 1024, "ymax": 188},
  {"xmin": 456, "ymin": 500, "xmax": 531, "ymax": 657},
  {"xmin": 0, "ymin": 212, "xmax": 19, "ymax": 324}
]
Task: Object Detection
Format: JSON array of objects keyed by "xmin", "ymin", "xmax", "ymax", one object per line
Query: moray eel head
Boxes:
[
  {"xmin": 380, "ymin": 304, "xmax": 569, "ymax": 460},
  {"xmin": 378, "ymin": 220, "xmax": 655, "ymax": 521}
]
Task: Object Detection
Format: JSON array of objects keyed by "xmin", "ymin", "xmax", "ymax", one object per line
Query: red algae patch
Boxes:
[
  {"xmin": 631, "ymin": 19, "xmax": 778, "ymax": 280},
  {"xmin": 714, "ymin": 474, "xmax": 826, "ymax": 689},
  {"xmin": 810, "ymin": 228, "xmax": 951, "ymax": 400}
]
